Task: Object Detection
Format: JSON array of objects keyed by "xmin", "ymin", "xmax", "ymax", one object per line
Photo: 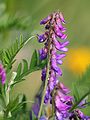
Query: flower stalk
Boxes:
[{"xmin": 38, "ymin": 34, "xmax": 51, "ymax": 119}]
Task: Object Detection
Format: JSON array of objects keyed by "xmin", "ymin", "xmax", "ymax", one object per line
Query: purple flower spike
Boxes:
[
  {"xmin": 38, "ymin": 11, "xmax": 69, "ymax": 104},
  {"xmin": 37, "ymin": 11, "xmax": 90, "ymax": 120},
  {"xmin": 0, "ymin": 64, "xmax": 6, "ymax": 85}
]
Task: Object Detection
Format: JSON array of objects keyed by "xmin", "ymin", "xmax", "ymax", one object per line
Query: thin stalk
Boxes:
[
  {"xmin": 38, "ymin": 37, "xmax": 51, "ymax": 119},
  {"xmin": 1, "ymin": 85, "xmax": 6, "ymax": 106}
]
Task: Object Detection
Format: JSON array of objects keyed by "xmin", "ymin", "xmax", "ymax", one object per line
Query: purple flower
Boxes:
[
  {"xmin": 44, "ymin": 87, "xmax": 50, "ymax": 104},
  {"xmin": 55, "ymin": 83, "xmax": 73, "ymax": 119},
  {"xmin": 41, "ymin": 68, "xmax": 46, "ymax": 81},
  {"xmin": 39, "ymin": 116, "xmax": 47, "ymax": 120},
  {"xmin": 0, "ymin": 64, "xmax": 6, "ymax": 85},
  {"xmin": 39, "ymin": 48, "xmax": 47, "ymax": 60},
  {"xmin": 55, "ymin": 82, "xmax": 90, "ymax": 120},
  {"xmin": 32, "ymin": 103, "xmax": 40, "ymax": 117},
  {"xmin": 37, "ymin": 11, "xmax": 90, "ymax": 120},
  {"xmin": 69, "ymin": 110, "xmax": 90, "ymax": 120},
  {"xmin": 37, "ymin": 33, "xmax": 47, "ymax": 43},
  {"xmin": 40, "ymin": 15, "xmax": 51, "ymax": 25},
  {"xmin": 38, "ymin": 12, "xmax": 90, "ymax": 120},
  {"xmin": 37, "ymin": 11, "xmax": 69, "ymax": 104}
]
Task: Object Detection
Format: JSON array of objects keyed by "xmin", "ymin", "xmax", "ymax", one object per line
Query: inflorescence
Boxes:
[
  {"xmin": 38, "ymin": 11, "xmax": 69, "ymax": 104},
  {"xmin": 37, "ymin": 11, "xmax": 90, "ymax": 120}
]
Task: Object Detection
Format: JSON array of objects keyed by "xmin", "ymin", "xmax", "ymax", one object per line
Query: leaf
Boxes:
[
  {"xmin": 16, "ymin": 63, "xmax": 22, "ymax": 77},
  {"xmin": 23, "ymin": 59, "xmax": 28, "ymax": 73},
  {"xmin": 78, "ymin": 65, "xmax": 90, "ymax": 87},
  {"xmin": 6, "ymin": 94, "xmax": 26, "ymax": 115},
  {"xmin": 69, "ymin": 90, "xmax": 90, "ymax": 112},
  {"xmin": 0, "ymin": 94, "xmax": 6, "ymax": 111},
  {"xmin": 0, "ymin": 12, "xmax": 30, "ymax": 32},
  {"xmin": 38, "ymin": 58, "xmax": 47, "ymax": 69},
  {"xmin": 30, "ymin": 50, "xmax": 38, "ymax": 70},
  {"xmin": 72, "ymin": 66, "xmax": 90, "ymax": 100},
  {"xmin": 72, "ymin": 83, "xmax": 80, "ymax": 103},
  {"xmin": 0, "ymin": 35, "xmax": 35, "ymax": 73},
  {"xmin": 12, "ymin": 50, "xmax": 47, "ymax": 85}
]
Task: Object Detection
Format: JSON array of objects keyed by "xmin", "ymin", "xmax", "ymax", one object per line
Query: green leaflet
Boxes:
[
  {"xmin": 23, "ymin": 59, "xmax": 28, "ymax": 73},
  {"xmin": 72, "ymin": 66, "xmax": 90, "ymax": 98},
  {"xmin": 69, "ymin": 91, "xmax": 90, "ymax": 112},
  {"xmin": 0, "ymin": 35, "xmax": 35, "ymax": 73},
  {"xmin": 72, "ymin": 83, "xmax": 80, "ymax": 103},
  {"xmin": 0, "ymin": 94, "xmax": 6, "ymax": 111},
  {"xmin": 30, "ymin": 50, "xmax": 38, "ymax": 70},
  {"xmin": 13, "ymin": 50, "xmax": 47, "ymax": 85},
  {"xmin": 5, "ymin": 94, "xmax": 26, "ymax": 118},
  {"xmin": 71, "ymin": 66, "xmax": 90, "ymax": 110},
  {"xmin": 0, "ymin": 12, "xmax": 30, "ymax": 32}
]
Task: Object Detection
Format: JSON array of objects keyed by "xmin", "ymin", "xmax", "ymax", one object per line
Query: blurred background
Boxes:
[{"xmin": 0, "ymin": 0, "xmax": 90, "ymax": 116}]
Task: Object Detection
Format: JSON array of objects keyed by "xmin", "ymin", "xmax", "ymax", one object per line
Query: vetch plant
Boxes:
[{"xmin": 0, "ymin": 11, "xmax": 90, "ymax": 120}]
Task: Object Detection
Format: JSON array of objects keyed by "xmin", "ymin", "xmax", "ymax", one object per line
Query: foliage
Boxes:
[
  {"xmin": 0, "ymin": 3, "xmax": 29, "ymax": 33},
  {"xmin": 71, "ymin": 66, "xmax": 90, "ymax": 111},
  {"xmin": 0, "ymin": 34, "xmax": 47, "ymax": 119}
]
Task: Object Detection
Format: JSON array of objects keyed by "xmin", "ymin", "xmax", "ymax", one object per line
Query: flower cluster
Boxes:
[
  {"xmin": 37, "ymin": 11, "xmax": 90, "ymax": 120},
  {"xmin": 55, "ymin": 82, "xmax": 72, "ymax": 120},
  {"xmin": 54, "ymin": 82, "xmax": 90, "ymax": 120},
  {"xmin": 38, "ymin": 11, "xmax": 69, "ymax": 104},
  {"xmin": 0, "ymin": 64, "xmax": 6, "ymax": 85}
]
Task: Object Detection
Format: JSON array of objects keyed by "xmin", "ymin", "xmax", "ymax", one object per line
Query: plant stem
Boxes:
[
  {"xmin": 38, "ymin": 37, "xmax": 51, "ymax": 119},
  {"xmin": 24, "ymin": 35, "xmax": 36, "ymax": 45},
  {"xmin": 1, "ymin": 85, "xmax": 6, "ymax": 106}
]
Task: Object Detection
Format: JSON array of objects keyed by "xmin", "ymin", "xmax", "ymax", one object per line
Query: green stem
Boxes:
[
  {"xmin": 69, "ymin": 91, "xmax": 90, "ymax": 112},
  {"xmin": 1, "ymin": 85, "xmax": 6, "ymax": 106},
  {"xmin": 38, "ymin": 37, "xmax": 51, "ymax": 119}
]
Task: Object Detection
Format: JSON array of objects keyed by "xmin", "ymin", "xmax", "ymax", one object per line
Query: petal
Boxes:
[
  {"xmin": 37, "ymin": 34, "xmax": 47, "ymax": 43},
  {"xmin": 57, "ymin": 60, "xmax": 63, "ymax": 65},
  {"xmin": 60, "ymin": 47, "xmax": 68, "ymax": 52},
  {"xmin": 53, "ymin": 39, "xmax": 61, "ymax": 50},
  {"xmin": 56, "ymin": 54, "xmax": 66, "ymax": 60},
  {"xmin": 32, "ymin": 103, "xmax": 40, "ymax": 117},
  {"xmin": 40, "ymin": 116, "xmax": 47, "ymax": 120},
  {"xmin": 39, "ymin": 49, "xmax": 47, "ymax": 60},
  {"xmin": 60, "ymin": 12, "xmax": 66, "ymax": 24},
  {"xmin": 56, "ymin": 110, "xmax": 63, "ymax": 120},
  {"xmin": 61, "ymin": 34, "xmax": 67, "ymax": 40},
  {"xmin": 56, "ymin": 17, "xmax": 63, "ymax": 30},
  {"xmin": 40, "ymin": 15, "xmax": 51, "ymax": 25},
  {"xmin": 60, "ymin": 41, "xmax": 69, "ymax": 48}
]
